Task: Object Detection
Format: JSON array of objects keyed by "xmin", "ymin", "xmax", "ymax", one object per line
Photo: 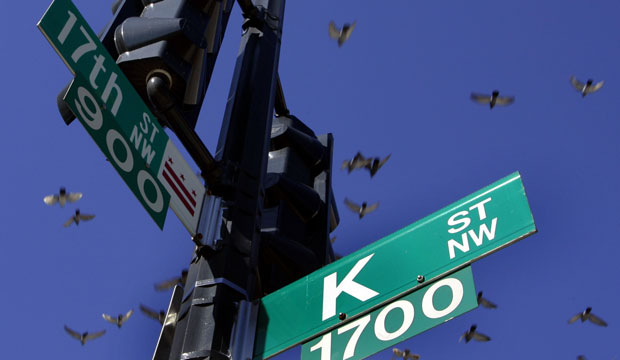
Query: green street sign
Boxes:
[
  {"xmin": 38, "ymin": 0, "xmax": 170, "ymax": 227},
  {"xmin": 38, "ymin": 0, "xmax": 207, "ymax": 233},
  {"xmin": 62, "ymin": 74, "xmax": 170, "ymax": 227},
  {"xmin": 254, "ymin": 172, "xmax": 536, "ymax": 359},
  {"xmin": 301, "ymin": 267, "xmax": 477, "ymax": 360}
]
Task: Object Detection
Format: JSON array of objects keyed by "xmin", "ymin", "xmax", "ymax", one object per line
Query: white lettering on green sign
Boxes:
[
  {"xmin": 322, "ymin": 254, "xmax": 379, "ymax": 321},
  {"xmin": 309, "ymin": 276, "xmax": 467, "ymax": 360},
  {"xmin": 447, "ymin": 197, "xmax": 498, "ymax": 259}
]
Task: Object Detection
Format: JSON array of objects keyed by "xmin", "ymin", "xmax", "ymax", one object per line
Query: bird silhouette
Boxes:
[
  {"xmin": 154, "ymin": 269, "xmax": 189, "ymax": 291},
  {"xmin": 43, "ymin": 187, "xmax": 82, "ymax": 207},
  {"xmin": 342, "ymin": 152, "xmax": 371, "ymax": 174},
  {"xmin": 365, "ymin": 154, "xmax": 391, "ymax": 177},
  {"xmin": 459, "ymin": 325, "xmax": 491, "ymax": 343},
  {"xmin": 328, "ymin": 21, "xmax": 356, "ymax": 47},
  {"xmin": 140, "ymin": 304, "xmax": 166, "ymax": 325},
  {"xmin": 568, "ymin": 307, "xmax": 608, "ymax": 327},
  {"xmin": 64, "ymin": 325, "xmax": 106, "ymax": 345},
  {"xmin": 570, "ymin": 76, "xmax": 604, "ymax": 97},
  {"xmin": 102, "ymin": 309, "xmax": 134, "ymax": 328},
  {"xmin": 344, "ymin": 198, "xmax": 379, "ymax": 219},
  {"xmin": 63, "ymin": 209, "xmax": 95, "ymax": 227},
  {"xmin": 470, "ymin": 90, "xmax": 514, "ymax": 109},
  {"xmin": 392, "ymin": 347, "xmax": 420, "ymax": 359},
  {"xmin": 577, "ymin": 356, "xmax": 587, "ymax": 360},
  {"xmin": 477, "ymin": 291, "xmax": 498, "ymax": 309}
]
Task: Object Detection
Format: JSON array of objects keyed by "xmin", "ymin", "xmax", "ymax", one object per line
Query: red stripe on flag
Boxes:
[
  {"xmin": 164, "ymin": 162, "xmax": 197, "ymax": 207},
  {"xmin": 163, "ymin": 170, "xmax": 195, "ymax": 216}
]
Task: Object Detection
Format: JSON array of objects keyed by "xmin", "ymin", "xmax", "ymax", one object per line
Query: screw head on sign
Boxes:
[
  {"xmin": 416, "ymin": 275, "xmax": 425, "ymax": 283},
  {"xmin": 339, "ymin": 313, "xmax": 346, "ymax": 321}
]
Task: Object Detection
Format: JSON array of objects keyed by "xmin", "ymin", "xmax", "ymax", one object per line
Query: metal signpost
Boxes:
[
  {"xmin": 38, "ymin": 0, "xmax": 205, "ymax": 234},
  {"xmin": 254, "ymin": 172, "xmax": 536, "ymax": 359},
  {"xmin": 301, "ymin": 267, "xmax": 478, "ymax": 360}
]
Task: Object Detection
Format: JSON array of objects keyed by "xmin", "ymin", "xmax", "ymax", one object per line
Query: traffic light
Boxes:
[
  {"xmin": 57, "ymin": 0, "xmax": 233, "ymax": 130},
  {"xmin": 259, "ymin": 115, "xmax": 340, "ymax": 294},
  {"xmin": 114, "ymin": 0, "xmax": 233, "ymax": 129}
]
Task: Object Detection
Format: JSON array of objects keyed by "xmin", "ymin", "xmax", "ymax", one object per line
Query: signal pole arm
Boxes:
[{"xmin": 146, "ymin": 74, "xmax": 219, "ymax": 183}]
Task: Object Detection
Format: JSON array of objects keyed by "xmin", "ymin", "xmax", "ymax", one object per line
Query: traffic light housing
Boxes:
[
  {"xmin": 114, "ymin": 0, "xmax": 234, "ymax": 129},
  {"xmin": 57, "ymin": 0, "xmax": 233, "ymax": 130},
  {"xmin": 259, "ymin": 115, "xmax": 339, "ymax": 294}
]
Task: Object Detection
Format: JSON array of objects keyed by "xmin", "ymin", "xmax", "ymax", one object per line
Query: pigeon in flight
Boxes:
[
  {"xmin": 102, "ymin": 309, "xmax": 134, "ymax": 328},
  {"xmin": 329, "ymin": 21, "xmax": 356, "ymax": 47},
  {"xmin": 470, "ymin": 90, "xmax": 514, "ymax": 109},
  {"xmin": 140, "ymin": 304, "xmax": 166, "ymax": 325},
  {"xmin": 459, "ymin": 325, "xmax": 491, "ymax": 343},
  {"xmin": 568, "ymin": 307, "xmax": 608, "ymax": 327},
  {"xmin": 43, "ymin": 187, "xmax": 82, "ymax": 207},
  {"xmin": 155, "ymin": 269, "xmax": 189, "ymax": 291},
  {"xmin": 477, "ymin": 291, "xmax": 498, "ymax": 309},
  {"xmin": 342, "ymin": 152, "xmax": 371, "ymax": 174},
  {"xmin": 344, "ymin": 198, "xmax": 379, "ymax": 219},
  {"xmin": 365, "ymin": 154, "xmax": 391, "ymax": 177},
  {"xmin": 392, "ymin": 348, "xmax": 420, "ymax": 360},
  {"xmin": 64, "ymin": 325, "xmax": 106, "ymax": 345},
  {"xmin": 63, "ymin": 209, "xmax": 95, "ymax": 227},
  {"xmin": 570, "ymin": 76, "xmax": 604, "ymax": 97}
]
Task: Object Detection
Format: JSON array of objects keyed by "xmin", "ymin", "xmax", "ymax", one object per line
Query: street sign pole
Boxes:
[{"xmin": 163, "ymin": 0, "xmax": 286, "ymax": 359}]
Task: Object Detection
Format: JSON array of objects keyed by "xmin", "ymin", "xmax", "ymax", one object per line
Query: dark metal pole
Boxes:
[{"xmin": 162, "ymin": 0, "xmax": 286, "ymax": 358}]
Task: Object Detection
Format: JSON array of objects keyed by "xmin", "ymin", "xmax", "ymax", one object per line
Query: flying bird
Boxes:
[
  {"xmin": 470, "ymin": 90, "xmax": 515, "ymax": 109},
  {"xmin": 344, "ymin": 198, "xmax": 379, "ymax": 219},
  {"xmin": 43, "ymin": 187, "xmax": 82, "ymax": 207},
  {"xmin": 477, "ymin": 291, "xmax": 498, "ymax": 309},
  {"xmin": 570, "ymin": 76, "xmax": 604, "ymax": 97},
  {"xmin": 140, "ymin": 304, "xmax": 166, "ymax": 325},
  {"xmin": 342, "ymin": 152, "xmax": 371, "ymax": 174},
  {"xmin": 568, "ymin": 307, "xmax": 608, "ymax": 327},
  {"xmin": 63, "ymin": 209, "xmax": 95, "ymax": 227},
  {"xmin": 64, "ymin": 325, "xmax": 106, "ymax": 345},
  {"xmin": 577, "ymin": 356, "xmax": 587, "ymax": 360},
  {"xmin": 365, "ymin": 154, "xmax": 391, "ymax": 177},
  {"xmin": 392, "ymin": 348, "xmax": 420, "ymax": 360},
  {"xmin": 329, "ymin": 21, "xmax": 356, "ymax": 47},
  {"xmin": 459, "ymin": 325, "xmax": 491, "ymax": 343},
  {"xmin": 155, "ymin": 269, "xmax": 189, "ymax": 291},
  {"xmin": 102, "ymin": 309, "xmax": 134, "ymax": 328}
]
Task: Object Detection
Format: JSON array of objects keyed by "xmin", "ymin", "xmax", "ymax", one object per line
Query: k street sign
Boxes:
[
  {"xmin": 254, "ymin": 172, "xmax": 536, "ymax": 359},
  {"xmin": 301, "ymin": 267, "xmax": 478, "ymax": 360},
  {"xmin": 38, "ymin": 0, "xmax": 205, "ymax": 234}
]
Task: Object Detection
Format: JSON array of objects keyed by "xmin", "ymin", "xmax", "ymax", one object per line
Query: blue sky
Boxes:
[{"xmin": 2, "ymin": 0, "xmax": 620, "ymax": 359}]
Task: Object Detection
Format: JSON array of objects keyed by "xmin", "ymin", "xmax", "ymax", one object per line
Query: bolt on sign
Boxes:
[
  {"xmin": 302, "ymin": 267, "xmax": 477, "ymax": 360},
  {"xmin": 254, "ymin": 172, "xmax": 536, "ymax": 359},
  {"xmin": 37, "ymin": 0, "xmax": 205, "ymax": 234}
]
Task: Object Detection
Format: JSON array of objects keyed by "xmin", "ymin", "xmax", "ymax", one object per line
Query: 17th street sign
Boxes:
[
  {"xmin": 254, "ymin": 172, "xmax": 536, "ymax": 359},
  {"xmin": 38, "ymin": 0, "xmax": 205, "ymax": 234},
  {"xmin": 302, "ymin": 267, "xmax": 478, "ymax": 360}
]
